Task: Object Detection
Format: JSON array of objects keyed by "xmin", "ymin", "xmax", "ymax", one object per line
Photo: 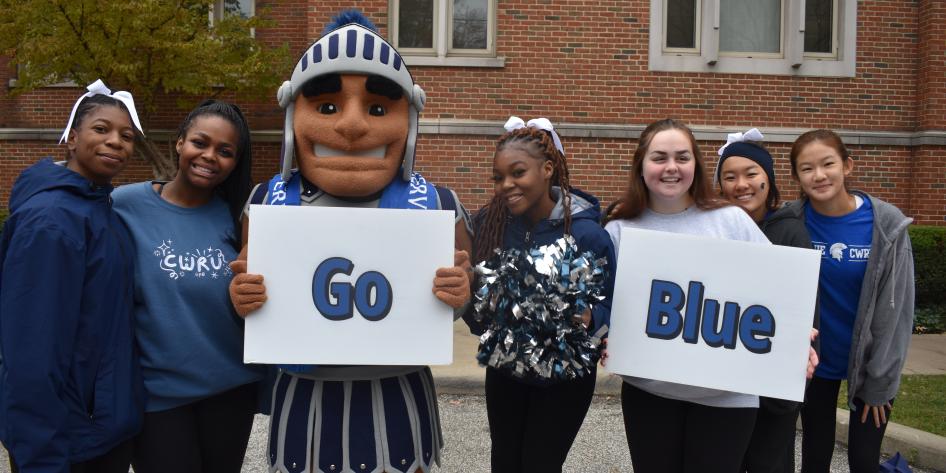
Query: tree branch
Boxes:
[{"xmin": 54, "ymin": 0, "xmax": 100, "ymax": 76}]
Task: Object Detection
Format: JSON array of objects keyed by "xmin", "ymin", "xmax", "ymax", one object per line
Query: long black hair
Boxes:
[{"xmin": 176, "ymin": 99, "xmax": 253, "ymax": 244}]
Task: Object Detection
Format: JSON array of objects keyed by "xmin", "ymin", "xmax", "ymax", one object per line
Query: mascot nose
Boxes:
[{"xmin": 334, "ymin": 106, "xmax": 370, "ymax": 141}]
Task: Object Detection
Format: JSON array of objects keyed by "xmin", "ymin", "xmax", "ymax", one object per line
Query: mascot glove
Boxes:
[
  {"xmin": 229, "ymin": 259, "xmax": 268, "ymax": 318},
  {"xmin": 433, "ymin": 250, "xmax": 473, "ymax": 309}
]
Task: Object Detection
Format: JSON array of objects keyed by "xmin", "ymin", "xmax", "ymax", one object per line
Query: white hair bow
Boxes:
[
  {"xmin": 503, "ymin": 116, "xmax": 566, "ymax": 156},
  {"xmin": 59, "ymin": 79, "xmax": 144, "ymax": 144},
  {"xmin": 717, "ymin": 128, "xmax": 764, "ymax": 156}
]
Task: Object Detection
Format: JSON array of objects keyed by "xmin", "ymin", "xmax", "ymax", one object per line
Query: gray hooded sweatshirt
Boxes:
[{"xmin": 773, "ymin": 192, "xmax": 914, "ymax": 407}]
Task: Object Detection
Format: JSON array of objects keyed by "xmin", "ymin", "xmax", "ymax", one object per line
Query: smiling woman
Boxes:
[
  {"xmin": 605, "ymin": 118, "xmax": 773, "ymax": 473},
  {"xmin": 466, "ymin": 117, "xmax": 616, "ymax": 473},
  {"xmin": 715, "ymin": 133, "xmax": 780, "ymax": 224},
  {"xmin": 715, "ymin": 130, "xmax": 818, "ymax": 473},
  {"xmin": 111, "ymin": 100, "xmax": 263, "ymax": 473},
  {"xmin": 0, "ymin": 80, "xmax": 145, "ymax": 473},
  {"xmin": 65, "ymin": 103, "xmax": 137, "ymax": 185},
  {"xmin": 786, "ymin": 129, "xmax": 916, "ymax": 473}
]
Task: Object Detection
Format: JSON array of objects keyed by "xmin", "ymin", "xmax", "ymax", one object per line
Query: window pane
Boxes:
[
  {"xmin": 399, "ymin": 0, "xmax": 434, "ymax": 48},
  {"xmin": 222, "ymin": 0, "xmax": 252, "ymax": 18},
  {"xmin": 452, "ymin": 0, "xmax": 488, "ymax": 49},
  {"xmin": 719, "ymin": 0, "xmax": 781, "ymax": 53},
  {"xmin": 666, "ymin": 0, "xmax": 697, "ymax": 49},
  {"xmin": 805, "ymin": 0, "xmax": 833, "ymax": 53}
]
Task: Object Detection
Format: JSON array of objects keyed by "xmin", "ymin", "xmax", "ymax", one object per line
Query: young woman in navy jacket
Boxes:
[
  {"xmin": 465, "ymin": 117, "xmax": 615, "ymax": 473},
  {"xmin": 0, "ymin": 81, "xmax": 145, "ymax": 473}
]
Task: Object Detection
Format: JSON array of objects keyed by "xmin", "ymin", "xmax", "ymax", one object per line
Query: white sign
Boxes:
[
  {"xmin": 606, "ymin": 227, "xmax": 820, "ymax": 401},
  {"xmin": 245, "ymin": 205, "xmax": 454, "ymax": 365}
]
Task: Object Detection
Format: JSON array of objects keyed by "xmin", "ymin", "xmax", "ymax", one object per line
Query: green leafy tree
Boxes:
[{"xmin": 0, "ymin": 0, "xmax": 291, "ymax": 178}]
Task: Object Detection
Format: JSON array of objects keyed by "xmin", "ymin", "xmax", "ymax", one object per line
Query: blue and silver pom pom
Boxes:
[{"xmin": 472, "ymin": 235, "xmax": 608, "ymax": 380}]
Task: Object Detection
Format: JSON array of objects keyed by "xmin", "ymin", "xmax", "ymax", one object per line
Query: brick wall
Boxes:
[
  {"xmin": 1, "ymin": 0, "xmax": 943, "ymax": 224},
  {"xmin": 918, "ymin": 0, "xmax": 946, "ymax": 130}
]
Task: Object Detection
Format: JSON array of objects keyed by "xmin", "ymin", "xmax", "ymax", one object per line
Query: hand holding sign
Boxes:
[
  {"xmin": 229, "ymin": 249, "xmax": 267, "ymax": 318},
  {"xmin": 432, "ymin": 250, "xmax": 472, "ymax": 309},
  {"xmin": 808, "ymin": 328, "xmax": 820, "ymax": 379}
]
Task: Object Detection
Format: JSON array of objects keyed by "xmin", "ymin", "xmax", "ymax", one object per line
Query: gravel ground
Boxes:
[
  {"xmin": 240, "ymin": 394, "xmax": 935, "ymax": 472},
  {"xmin": 1, "ymin": 395, "xmax": 936, "ymax": 472}
]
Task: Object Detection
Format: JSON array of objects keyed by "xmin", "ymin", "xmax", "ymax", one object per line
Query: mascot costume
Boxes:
[{"xmin": 229, "ymin": 10, "xmax": 473, "ymax": 473}]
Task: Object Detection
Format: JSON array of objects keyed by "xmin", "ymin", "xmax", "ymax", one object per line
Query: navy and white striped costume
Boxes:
[{"xmin": 248, "ymin": 173, "xmax": 470, "ymax": 473}]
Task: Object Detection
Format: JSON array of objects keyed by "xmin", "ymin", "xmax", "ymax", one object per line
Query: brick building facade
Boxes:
[{"xmin": 1, "ymin": 0, "xmax": 943, "ymax": 224}]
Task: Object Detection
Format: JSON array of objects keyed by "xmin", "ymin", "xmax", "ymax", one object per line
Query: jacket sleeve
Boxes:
[
  {"xmin": 1, "ymin": 222, "xmax": 85, "ymax": 473},
  {"xmin": 581, "ymin": 226, "xmax": 616, "ymax": 334},
  {"xmin": 461, "ymin": 208, "xmax": 489, "ymax": 336},
  {"xmin": 859, "ymin": 231, "xmax": 915, "ymax": 406}
]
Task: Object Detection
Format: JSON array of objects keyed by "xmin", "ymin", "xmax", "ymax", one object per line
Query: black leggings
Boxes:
[
  {"xmin": 485, "ymin": 367, "xmax": 596, "ymax": 473},
  {"xmin": 741, "ymin": 400, "xmax": 798, "ymax": 473},
  {"xmin": 801, "ymin": 375, "xmax": 892, "ymax": 473},
  {"xmin": 132, "ymin": 382, "xmax": 258, "ymax": 473},
  {"xmin": 621, "ymin": 382, "xmax": 758, "ymax": 473}
]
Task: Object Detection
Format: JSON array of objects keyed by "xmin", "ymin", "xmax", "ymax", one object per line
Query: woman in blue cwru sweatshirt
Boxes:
[
  {"xmin": 0, "ymin": 80, "xmax": 145, "ymax": 473},
  {"xmin": 788, "ymin": 129, "xmax": 915, "ymax": 473},
  {"xmin": 112, "ymin": 100, "xmax": 263, "ymax": 473}
]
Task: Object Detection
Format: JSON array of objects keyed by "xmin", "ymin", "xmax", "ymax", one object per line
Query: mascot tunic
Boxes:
[{"xmin": 230, "ymin": 13, "xmax": 473, "ymax": 473}]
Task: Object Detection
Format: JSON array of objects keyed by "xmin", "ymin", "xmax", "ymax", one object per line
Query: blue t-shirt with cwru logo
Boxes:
[
  {"xmin": 112, "ymin": 182, "xmax": 263, "ymax": 411},
  {"xmin": 805, "ymin": 196, "xmax": 874, "ymax": 379}
]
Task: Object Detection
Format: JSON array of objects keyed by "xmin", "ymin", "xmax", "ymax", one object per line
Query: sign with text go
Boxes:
[
  {"xmin": 245, "ymin": 205, "xmax": 454, "ymax": 365},
  {"xmin": 606, "ymin": 228, "xmax": 820, "ymax": 402}
]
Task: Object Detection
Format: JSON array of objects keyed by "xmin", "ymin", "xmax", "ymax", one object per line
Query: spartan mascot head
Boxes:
[{"xmin": 276, "ymin": 10, "xmax": 426, "ymax": 197}]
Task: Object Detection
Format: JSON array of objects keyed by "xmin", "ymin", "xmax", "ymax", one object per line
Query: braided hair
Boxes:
[{"xmin": 474, "ymin": 126, "xmax": 573, "ymax": 263}]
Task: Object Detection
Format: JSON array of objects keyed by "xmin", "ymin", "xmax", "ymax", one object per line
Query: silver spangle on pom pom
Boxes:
[{"xmin": 472, "ymin": 235, "xmax": 609, "ymax": 380}]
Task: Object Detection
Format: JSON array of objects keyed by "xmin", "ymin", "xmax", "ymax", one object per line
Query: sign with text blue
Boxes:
[
  {"xmin": 245, "ymin": 205, "xmax": 454, "ymax": 365},
  {"xmin": 606, "ymin": 227, "xmax": 820, "ymax": 402}
]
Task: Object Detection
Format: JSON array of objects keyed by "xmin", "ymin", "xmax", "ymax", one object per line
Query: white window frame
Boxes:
[
  {"xmin": 802, "ymin": 0, "xmax": 839, "ymax": 60},
  {"xmin": 209, "ymin": 0, "xmax": 255, "ymax": 37},
  {"xmin": 391, "ymin": 0, "xmax": 505, "ymax": 68},
  {"xmin": 662, "ymin": 0, "xmax": 701, "ymax": 54},
  {"xmin": 650, "ymin": 0, "xmax": 855, "ymax": 77}
]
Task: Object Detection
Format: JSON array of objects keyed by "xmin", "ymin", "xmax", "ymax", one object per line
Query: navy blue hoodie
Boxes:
[
  {"xmin": 0, "ymin": 159, "xmax": 144, "ymax": 472},
  {"xmin": 466, "ymin": 187, "xmax": 616, "ymax": 341}
]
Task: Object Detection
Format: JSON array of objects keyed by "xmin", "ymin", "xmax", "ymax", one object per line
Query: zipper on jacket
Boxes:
[{"xmin": 524, "ymin": 231, "xmax": 531, "ymax": 245}]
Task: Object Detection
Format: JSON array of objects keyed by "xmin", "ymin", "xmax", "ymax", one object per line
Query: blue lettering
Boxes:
[
  {"xmin": 644, "ymin": 279, "xmax": 776, "ymax": 353},
  {"xmin": 701, "ymin": 301, "xmax": 740, "ymax": 349},
  {"xmin": 645, "ymin": 280, "xmax": 685, "ymax": 340},
  {"xmin": 312, "ymin": 258, "xmax": 394, "ymax": 321},
  {"xmin": 355, "ymin": 271, "xmax": 393, "ymax": 320},
  {"xmin": 739, "ymin": 305, "xmax": 776, "ymax": 354},
  {"xmin": 312, "ymin": 257, "xmax": 355, "ymax": 320},
  {"xmin": 682, "ymin": 281, "xmax": 704, "ymax": 344}
]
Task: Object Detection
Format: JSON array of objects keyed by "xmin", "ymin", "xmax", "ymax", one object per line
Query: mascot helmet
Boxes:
[{"xmin": 277, "ymin": 15, "xmax": 426, "ymax": 182}]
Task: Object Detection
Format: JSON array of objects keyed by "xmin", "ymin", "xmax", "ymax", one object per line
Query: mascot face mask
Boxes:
[
  {"xmin": 277, "ymin": 22, "xmax": 426, "ymax": 197},
  {"xmin": 293, "ymin": 74, "xmax": 409, "ymax": 196}
]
